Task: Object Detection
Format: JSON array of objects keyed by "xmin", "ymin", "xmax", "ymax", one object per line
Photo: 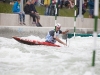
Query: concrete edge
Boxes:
[{"xmin": 1, "ymin": 26, "xmax": 100, "ymax": 39}]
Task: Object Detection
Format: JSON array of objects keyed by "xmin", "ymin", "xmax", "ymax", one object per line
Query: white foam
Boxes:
[{"xmin": 0, "ymin": 36, "xmax": 100, "ymax": 75}]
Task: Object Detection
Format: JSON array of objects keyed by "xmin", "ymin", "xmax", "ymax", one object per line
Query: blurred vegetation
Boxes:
[
  {"xmin": 0, "ymin": 2, "xmax": 100, "ymax": 18},
  {"xmin": 0, "ymin": 2, "xmax": 13, "ymax": 13}
]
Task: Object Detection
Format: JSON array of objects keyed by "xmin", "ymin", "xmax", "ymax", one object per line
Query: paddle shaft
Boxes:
[{"xmin": 66, "ymin": 34, "xmax": 68, "ymax": 45}]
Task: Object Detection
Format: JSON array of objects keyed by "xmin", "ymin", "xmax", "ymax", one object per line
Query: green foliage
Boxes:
[
  {"xmin": 0, "ymin": 3, "xmax": 13, "ymax": 13},
  {"xmin": 35, "ymin": 6, "xmax": 45, "ymax": 15},
  {"xmin": 59, "ymin": 8, "xmax": 74, "ymax": 17}
]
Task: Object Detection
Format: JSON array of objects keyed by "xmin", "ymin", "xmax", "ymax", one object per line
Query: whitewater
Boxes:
[{"xmin": 0, "ymin": 35, "xmax": 100, "ymax": 75}]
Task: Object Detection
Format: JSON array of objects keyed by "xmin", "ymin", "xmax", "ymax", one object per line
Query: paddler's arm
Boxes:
[
  {"xmin": 62, "ymin": 30, "xmax": 69, "ymax": 34},
  {"xmin": 55, "ymin": 37, "xmax": 67, "ymax": 46}
]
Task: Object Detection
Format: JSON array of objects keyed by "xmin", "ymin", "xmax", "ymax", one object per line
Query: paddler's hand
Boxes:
[
  {"xmin": 62, "ymin": 30, "xmax": 69, "ymax": 34},
  {"xmin": 63, "ymin": 43, "xmax": 67, "ymax": 46},
  {"xmin": 65, "ymin": 30, "xmax": 69, "ymax": 33}
]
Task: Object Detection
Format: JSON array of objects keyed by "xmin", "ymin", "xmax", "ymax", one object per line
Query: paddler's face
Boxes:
[{"xmin": 56, "ymin": 26, "xmax": 61, "ymax": 31}]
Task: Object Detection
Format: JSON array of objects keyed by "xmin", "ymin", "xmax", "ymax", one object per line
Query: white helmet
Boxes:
[{"xmin": 56, "ymin": 23, "xmax": 61, "ymax": 28}]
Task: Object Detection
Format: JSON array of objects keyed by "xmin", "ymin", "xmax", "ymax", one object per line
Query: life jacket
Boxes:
[{"xmin": 45, "ymin": 30, "xmax": 60, "ymax": 44}]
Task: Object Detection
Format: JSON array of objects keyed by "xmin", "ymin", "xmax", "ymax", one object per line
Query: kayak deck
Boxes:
[{"xmin": 12, "ymin": 36, "xmax": 60, "ymax": 47}]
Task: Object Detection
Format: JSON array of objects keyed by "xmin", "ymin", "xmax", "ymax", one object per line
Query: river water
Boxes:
[{"xmin": 0, "ymin": 35, "xmax": 100, "ymax": 75}]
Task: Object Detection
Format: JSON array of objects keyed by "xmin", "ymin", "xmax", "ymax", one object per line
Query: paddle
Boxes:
[
  {"xmin": 66, "ymin": 33, "xmax": 68, "ymax": 45},
  {"xmin": 66, "ymin": 33, "xmax": 70, "ymax": 47}
]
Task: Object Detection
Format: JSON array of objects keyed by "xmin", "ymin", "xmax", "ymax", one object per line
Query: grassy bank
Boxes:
[
  {"xmin": 0, "ymin": 2, "xmax": 100, "ymax": 18},
  {"xmin": 0, "ymin": 2, "xmax": 13, "ymax": 13}
]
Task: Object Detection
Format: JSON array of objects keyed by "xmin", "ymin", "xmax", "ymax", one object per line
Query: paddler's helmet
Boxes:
[{"xmin": 56, "ymin": 23, "xmax": 61, "ymax": 28}]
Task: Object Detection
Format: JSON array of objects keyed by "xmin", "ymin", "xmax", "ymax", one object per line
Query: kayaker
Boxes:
[{"xmin": 45, "ymin": 23, "xmax": 69, "ymax": 46}]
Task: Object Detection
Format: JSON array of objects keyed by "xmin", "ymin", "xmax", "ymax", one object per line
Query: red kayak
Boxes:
[{"xmin": 12, "ymin": 36, "xmax": 60, "ymax": 47}]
